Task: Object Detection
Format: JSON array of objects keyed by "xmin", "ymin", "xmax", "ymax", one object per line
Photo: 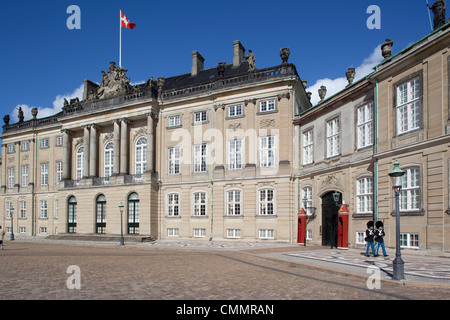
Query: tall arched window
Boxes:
[
  {"xmin": 104, "ymin": 142, "xmax": 114, "ymax": 177},
  {"xmin": 76, "ymin": 146, "xmax": 84, "ymax": 180},
  {"xmin": 135, "ymin": 137, "xmax": 147, "ymax": 175},
  {"xmin": 96, "ymin": 195, "xmax": 106, "ymax": 234},
  {"xmin": 68, "ymin": 196, "xmax": 77, "ymax": 233},
  {"xmin": 128, "ymin": 193, "xmax": 140, "ymax": 234}
]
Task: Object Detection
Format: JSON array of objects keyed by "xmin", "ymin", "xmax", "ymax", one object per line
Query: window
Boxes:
[
  {"xmin": 168, "ymin": 228, "xmax": 179, "ymax": 237},
  {"xmin": 194, "ymin": 228, "xmax": 206, "ymax": 238},
  {"xmin": 135, "ymin": 137, "xmax": 147, "ymax": 175},
  {"xmin": 228, "ymin": 105, "xmax": 243, "ymax": 117},
  {"xmin": 193, "ymin": 144, "xmax": 207, "ymax": 173},
  {"xmin": 96, "ymin": 195, "xmax": 106, "ymax": 234},
  {"xmin": 259, "ymin": 136, "xmax": 275, "ymax": 167},
  {"xmin": 21, "ymin": 141, "xmax": 29, "ymax": 151},
  {"xmin": 356, "ymin": 177, "xmax": 373, "ymax": 214},
  {"xmin": 128, "ymin": 193, "xmax": 140, "ymax": 235},
  {"xmin": 54, "ymin": 199, "xmax": 59, "ymax": 219},
  {"xmin": 303, "ymin": 130, "xmax": 313, "ymax": 165},
  {"xmin": 56, "ymin": 136, "xmax": 64, "ymax": 146},
  {"xmin": 21, "ymin": 166, "xmax": 29, "ymax": 187},
  {"xmin": 259, "ymin": 189, "xmax": 275, "ymax": 215},
  {"xmin": 194, "ymin": 111, "xmax": 207, "ymax": 124},
  {"xmin": 8, "ymin": 144, "xmax": 15, "ymax": 153},
  {"xmin": 259, "ymin": 229, "xmax": 274, "ymax": 239},
  {"xmin": 400, "ymin": 167, "xmax": 420, "ymax": 211},
  {"xmin": 357, "ymin": 103, "xmax": 374, "ymax": 148},
  {"xmin": 356, "ymin": 232, "xmax": 366, "ymax": 245},
  {"xmin": 76, "ymin": 146, "xmax": 84, "ymax": 180},
  {"xmin": 168, "ymin": 115, "xmax": 181, "ymax": 128},
  {"xmin": 40, "ymin": 227, "xmax": 47, "ymax": 234},
  {"xmin": 227, "ymin": 229, "xmax": 241, "ymax": 239},
  {"xmin": 400, "ymin": 233, "xmax": 419, "ymax": 248},
  {"xmin": 39, "ymin": 199, "xmax": 48, "ymax": 218},
  {"xmin": 40, "ymin": 138, "xmax": 49, "ymax": 149},
  {"xmin": 302, "ymin": 187, "xmax": 313, "ymax": 215},
  {"xmin": 40, "ymin": 164, "xmax": 48, "ymax": 186},
  {"xmin": 228, "ymin": 139, "xmax": 243, "ymax": 170},
  {"xmin": 104, "ymin": 142, "xmax": 114, "ymax": 178},
  {"xmin": 396, "ymin": 77, "xmax": 421, "ymax": 135},
  {"xmin": 306, "ymin": 229, "xmax": 312, "ymax": 240},
  {"xmin": 7, "ymin": 168, "xmax": 15, "ymax": 189},
  {"xmin": 260, "ymin": 99, "xmax": 276, "ymax": 113},
  {"xmin": 193, "ymin": 192, "xmax": 207, "ymax": 216},
  {"xmin": 5, "ymin": 201, "xmax": 12, "ymax": 219},
  {"xmin": 19, "ymin": 200, "xmax": 26, "ymax": 219},
  {"xmin": 327, "ymin": 117, "xmax": 340, "ymax": 158},
  {"xmin": 227, "ymin": 190, "xmax": 242, "ymax": 216},
  {"xmin": 56, "ymin": 162, "xmax": 63, "ymax": 183},
  {"xmin": 168, "ymin": 147, "xmax": 180, "ymax": 175},
  {"xmin": 167, "ymin": 193, "xmax": 179, "ymax": 216},
  {"xmin": 68, "ymin": 196, "xmax": 77, "ymax": 233}
]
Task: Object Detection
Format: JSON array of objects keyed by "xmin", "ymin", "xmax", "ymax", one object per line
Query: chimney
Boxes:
[
  {"xmin": 233, "ymin": 40, "xmax": 245, "ymax": 68},
  {"xmin": 191, "ymin": 51, "xmax": 205, "ymax": 76}
]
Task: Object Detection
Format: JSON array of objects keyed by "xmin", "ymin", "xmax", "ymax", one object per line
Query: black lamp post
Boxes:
[
  {"xmin": 119, "ymin": 202, "xmax": 124, "ymax": 246},
  {"xmin": 388, "ymin": 159, "xmax": 406, "ymax": 280},
  {"xmin": 9, "ymin": 204, "xmax": 14, "ymax": 241}
]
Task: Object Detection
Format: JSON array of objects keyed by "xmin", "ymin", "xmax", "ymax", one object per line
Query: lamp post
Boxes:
[
  {"xmin": 119, "ymin": 202, "xmax": 124, "ymax": 246},
  {"xmin": 302, "ymin": 195, "xmax": 308, "ymax": 247},
  {"xmin": 388, "ymin": 159, "xmax": 406, "ymax": 280},
  {"xmin": 9, "ymin": 204, "xmax": 14, "ymax": 241}
]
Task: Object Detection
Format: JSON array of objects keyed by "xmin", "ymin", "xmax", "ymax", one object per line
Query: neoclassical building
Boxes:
[
  {"xmin": 1, "ymin": 23, "xmax": 449, "ymax": 251},
  {"xmin": 0, "ymin": 41, "xmax": 310, "ymax": 242},
  {"xmin": 295, "ymin": 23, "xmax": 450, "ymax": 252}
]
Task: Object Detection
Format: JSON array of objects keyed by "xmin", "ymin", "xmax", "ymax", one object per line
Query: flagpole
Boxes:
[
  {"xmin": 119, "ymin": 10, "xmax": 122, "ymax": 67},
  {"xmin": 426, "ymin": 0, "xmax": 433, "ymax": 31}
]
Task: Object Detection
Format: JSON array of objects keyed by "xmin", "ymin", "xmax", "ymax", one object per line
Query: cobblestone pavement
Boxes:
[
  {"xmin": 286, "ymin": 249, "xmax": 450, "ymax": 280},
  {"xmin": 0, "ymin": 240, "xmax": 449, "ymax": 300}
]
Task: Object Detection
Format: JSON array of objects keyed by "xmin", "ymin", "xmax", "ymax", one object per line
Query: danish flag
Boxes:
[{"xmin": 120, "ymin": 10, "xmax": 136, "ymax": 29}]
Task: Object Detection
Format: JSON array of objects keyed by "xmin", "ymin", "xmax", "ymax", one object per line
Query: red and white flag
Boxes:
[{"xmin": 120, "ymin": 10, "xmax": 136, "ymax": 29}]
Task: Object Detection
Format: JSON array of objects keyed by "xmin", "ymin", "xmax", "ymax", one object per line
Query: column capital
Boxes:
[
  {"xmin": 61, "ymin": 129, "xmax": 74, "ymax": 136},
  {"xmin": 146, "ymin": 111, "xmax": 159, "ymax": 121}
]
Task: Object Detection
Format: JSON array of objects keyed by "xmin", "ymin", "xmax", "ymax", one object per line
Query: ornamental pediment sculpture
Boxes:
[{"xmin": 94, "ymin": 62, "xmax": 131, "ymax": 100}]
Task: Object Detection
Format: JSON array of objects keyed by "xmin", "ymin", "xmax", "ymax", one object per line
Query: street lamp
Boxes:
[
  {"xmin": 9, "ymin": 204, "xmax": 14, "ymax": 241},
  {"xmin": 332, "ymin": 190, "xmax": 341, "ymax": 207},
  {"xmin": 118, "ymin": 202, "xmax": 124, "ymax": 246},
  {"xmin": 388, "ymin": 159, "xmax": 406, "ymax": 280}
]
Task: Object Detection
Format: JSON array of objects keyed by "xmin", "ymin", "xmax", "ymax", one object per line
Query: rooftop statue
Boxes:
[
  {"xmin": 96, "ymin": 62, "xmax": 131, "ymax": 100},
  {"xmin": 428, "ymin": 0, "xmax": 447, "ymax": 30}
]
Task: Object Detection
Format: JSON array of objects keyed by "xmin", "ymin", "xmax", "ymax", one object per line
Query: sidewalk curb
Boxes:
[{"xmin": 254, "ymin": 251, "xmax": 450, "ymax": 289}]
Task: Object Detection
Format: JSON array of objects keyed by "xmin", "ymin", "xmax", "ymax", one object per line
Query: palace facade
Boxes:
[
  {"xmin": 1, "ymin": 23, "xmax": 449, "ymax": 251},
  {"xmin": 0, "ymin": 41, "xmax": 309, "ymax": 243}
]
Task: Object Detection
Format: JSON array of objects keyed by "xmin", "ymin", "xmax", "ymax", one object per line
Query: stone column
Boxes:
[
  {"xmin": 120, "ymin": 119, "xmax": 130, "ymax": 175},
  {"xmin": 146, "ymin": 112, "xmax": 155, "ymax": 173},
  {"xmin": 83, "ymin": 125, "xmax": 90, "ymax": 179},
  {"xmin": 89, "ymin": 125, "xmax": 99, "ymax": 177},
  {"xmin": 113, "ymin": 119, "xmax": 121, "ymax": 176},
  {"xmin": 1, "ymin": 144, "xmax": 6, "ymax": 190},
  {"xmin": 61, "ymin": 129, "xmax": 73, "ymax": 180}
]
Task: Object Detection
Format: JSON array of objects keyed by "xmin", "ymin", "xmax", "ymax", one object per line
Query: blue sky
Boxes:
[{"xmin": 0, "ymin": 0, "xmax": 439, "ymax": 123}]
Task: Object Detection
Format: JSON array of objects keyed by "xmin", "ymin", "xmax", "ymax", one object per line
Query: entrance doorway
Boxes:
[{"xmin": 321, "ymin": 191, "xmax": 341, "ymax": 248}]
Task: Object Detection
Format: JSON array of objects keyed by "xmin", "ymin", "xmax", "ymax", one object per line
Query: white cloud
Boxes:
[
  {"xmin": 10, "ymin": 84, "xmax": 84, "ymax": 123},
  {"xmin": 306, "ymin": 45, "xmax": 383, "ymax": 106}
]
